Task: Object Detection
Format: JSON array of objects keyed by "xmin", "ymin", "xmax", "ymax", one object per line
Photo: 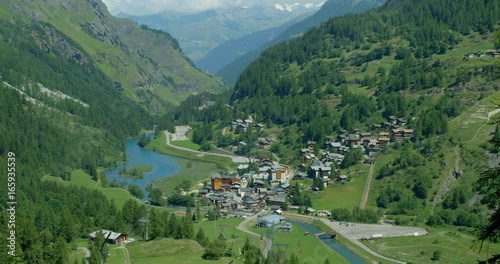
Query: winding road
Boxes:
[
  {"xmin": 235, "ymin": 213, "xmax": 272, "ymax": 258},
  {"xmin": 164, "ymin": 131, "xmax": 256, "ymax": 163}
]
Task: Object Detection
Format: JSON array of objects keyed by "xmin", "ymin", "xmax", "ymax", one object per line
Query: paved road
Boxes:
[
  {"xmin": 235, "ymin": 213, "xmax": 272, "ymax": 258},
  {"xmin": 359, "ymin": 162, "xmax": 376, "ymax": 209},
  {"xmin": 165, "ymin": 131, "xmax": 256, "ymax": 163},
  {"xmin": 283, "ymin": 212, "xmax": 428, "ymax": 264}
]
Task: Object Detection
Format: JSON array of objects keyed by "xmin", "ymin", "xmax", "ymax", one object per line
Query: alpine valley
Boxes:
[{"xmin": 0, "ymin": 0, "xmax": 500, "ymax": 264}]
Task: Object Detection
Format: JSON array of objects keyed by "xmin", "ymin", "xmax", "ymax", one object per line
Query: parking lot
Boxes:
[{"xmin": 325, "ymin": 220, "xmax": 428, "ymax": 240}]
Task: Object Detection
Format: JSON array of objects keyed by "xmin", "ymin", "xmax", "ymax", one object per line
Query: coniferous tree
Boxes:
[
  {"xmin": 183, "ymin": 208, "xmax": 194, "ymax": 239},
  {"xmin": 196, "ymin": 228, "xmax": 209, "ymax": 247},
  {"xmin": 166, "ymin": 213, "xmax": 178, "ymax": 238}
]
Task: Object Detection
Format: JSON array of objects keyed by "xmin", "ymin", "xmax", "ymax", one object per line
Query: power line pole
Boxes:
[
  {"xmin": 139, "ymin": 199, "xmax": 151, "ymax": 241},
  {"xmin": 266, "ymin": 226, "xmax": 275, "ymax": 263},
  {"xmin": 100, "ymin": 231, "xmax": 112, "ymax": 264},
  {"xmin": 275, "ymin": 243, "xmax": 291, "ymax": 264},
  {"xmin": 219, "ymin": 224, "xmax": 227, "ymax": 240}
]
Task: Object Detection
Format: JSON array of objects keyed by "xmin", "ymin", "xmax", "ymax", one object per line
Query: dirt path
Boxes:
[
  {"xmin": 164, "ymin": 131, "xmax": 256, "ymax": 163},
  {"xmin": 464, "ymin": 108, "xmax": 498, "ymax": 143},
  {"xmin": 115, "ymin": 245, "xmax": 130, "ymax": 264},
  {"xmin": 359, "ymin": 162, "xmax": 376, "ymax": 209},
  {"xmin": 235, "ymin": 213, "xmax": 272, "ymax": 258},
  {"xmin": 77, "ymin": 247, "xmax": 90, "ymax": 263}
]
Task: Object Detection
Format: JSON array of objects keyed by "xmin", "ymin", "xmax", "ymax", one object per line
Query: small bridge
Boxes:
[{"xmin": 315, "ymin": 232, "xmax": 337, "ymax": 238}]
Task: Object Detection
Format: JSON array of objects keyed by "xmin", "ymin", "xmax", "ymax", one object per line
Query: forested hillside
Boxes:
[
  {"xmin": 0, "ymin": 13, "xmax": 154, "ymax": 263},
  {"xmin": 217, "ymin": 0, "xmax": 385, "ymax": 85},
  {"xmin": 0, "ymin": 0, "xmax": 224, "ymax": 113},
  {"xmin": 174, "ymin": 0, "xmax": 500, "ymax": 244}
]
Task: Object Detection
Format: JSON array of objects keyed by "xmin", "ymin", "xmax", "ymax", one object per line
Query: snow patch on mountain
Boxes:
[{"xmin": 274, "ymin": 3, "xmax": 301, "ymax": 12}]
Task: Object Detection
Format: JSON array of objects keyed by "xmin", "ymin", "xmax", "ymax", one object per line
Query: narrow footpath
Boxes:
[{"xmin": 359, "ymin": 162, "xmax": 376, "ymax": 209}]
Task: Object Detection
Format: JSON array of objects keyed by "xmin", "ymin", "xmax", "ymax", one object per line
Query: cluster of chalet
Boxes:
[
  {"xmin": 197, "ymin": 159, "xmax": 292, "ymax": 214},
  {"xmin": 297, "ymin": 158, "xmax": 348, "ymax": 189},
  {"xmin": 256, "ymin": 137, "xmax": 277, "ymax": 149},
  {"xmin": 299, "ymin": 116, "xmax": 415, "ymax": 184},
  {"xmin": 229, "ymin": 118, "xmax": 265, "ymax": 132},
  {"xmin": 464, "ymin": 50, "xmax": 500, "ymax": 59}
]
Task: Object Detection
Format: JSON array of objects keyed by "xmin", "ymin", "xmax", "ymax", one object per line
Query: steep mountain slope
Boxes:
[
  {"xmin": 218, "ymin": 0, "xmax": 385, "ymax": 85},
  {"xmin": 1, "ymin": 0, "xmax": 224, "ymax": 113},
  {"xmin": 0, "ymin": 8, "xmax": 156, "ymax": 262},
  {"xmin": 118, "ymin": 1, "xmax": 324, "ymax": 61},
  {"xmin": 195, "ymin": 15, "xmax": 306, "ymax": 73},
  {"xmin": 178, "ymin": 0, "xmax": 500, "ymax": 236}
]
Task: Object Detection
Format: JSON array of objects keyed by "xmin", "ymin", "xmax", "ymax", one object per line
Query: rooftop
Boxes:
[{"xmin": 89, "ymin": 230, "xmax": 124, "ymax": 240}]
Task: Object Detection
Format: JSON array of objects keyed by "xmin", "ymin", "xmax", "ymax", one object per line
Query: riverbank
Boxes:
[
  {"xmin": 283, "ymin": 213, "xmax": 403, "ymax": 264},
  {"xmin": 152, "ymin": 158, "xmax": 220, "ymax": 195},
  {"xmin": 144, "ymin": 132, "xmax": 238, "ymax": 195},
  {"xmin": 146, "ymin": 132, "xmax": 234, "ymax": 167}
]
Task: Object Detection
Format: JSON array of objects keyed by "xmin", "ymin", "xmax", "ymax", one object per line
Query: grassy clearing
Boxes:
[
  {"xmin": 43, "ymin": 170, "xmax": 136, "ymax": 208},
  {"xmin": 171, "ymin": 139, "xmax": 201, "ymax": 151},
  {"xmin": 310, "ymin": 164, "xmax": 369, "ymax": 211},
  {"xmin": 129, "ymin": 164, "xmax": 153, "ymax": 172},
  {"xmin": 362, "ymin": 227, "xmax": 500, "ymax": 264},
  {"xmin": 246, "ymin": 219, "xmax": 350, "ymax": 264},
  {"xmin": 125, "ymin": 238, "xmax": 216, "ymax": 264},
  {"xmin": 147, "ymin": 132, "xmax": 233, "ymax": 168},
  {"xmin": 68, "ymin": 239, "xmax": 89, "ymax": 263},
  {"xmin": 152, "ymin": 158, "xmax": 220, "ymax": 195},
  {"xmin": 449, "ymin": 91, "xmax": 500, "ymax": 146},
  {"xmin": 118, "ymin": 217, "xmax": 260, "ymax": 264},
  {"xmin": 195, "ymin": 217, "xmax": 261, "ymax": 252}
]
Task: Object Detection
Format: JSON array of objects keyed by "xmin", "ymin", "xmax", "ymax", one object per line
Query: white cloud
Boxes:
[
  {"xmin": 304, "ymin": 3, "xmax": 314, "ymax": 8},
  {"xmin": 274, "ymin": 4, "xmax": 285, "ymax": 11},
  {"xmin": 274, "ymin": 3, "xmax": 301, "ymax": 12},
  {"xmin": 102, "ymin": 0, "xmax": 324, "ymax": 15}
]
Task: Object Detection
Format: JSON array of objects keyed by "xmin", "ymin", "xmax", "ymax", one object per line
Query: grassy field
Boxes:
[
  {"xmin": 171, "ymin": 139, "xmax": 201, "ymax": 151},
  {"xmin": 119, "ymin": 164, "xmax": 153, "ymax": 179},
  {"xmin": 310, "ymin": 164, "xmax": 370, "ymax": 211},
  {"xmin": 68, "ymin": 238, "xmax": 89, "ymax": 263},
  {"xmin": 126, "ymin": 238, "xmax": 214, "ymax": 264},
  {"xmin": 195, "ymin": 217, "xmax": 261, "ymax": 253},
  {"xmin": 120, "ymin": 217, "xmax": 259, "ymax": 264},
  {"xmin": 362, "ymin": 227, "xmax": 500, "ymax": 264},
  {"xmin": 152, "ymin": 158, "xmax": 220, "ymax": 195},
  {"xmin": 147, "ymin": 132, "xmax": 233, "ymax": 168},
  {"xmin": 449, "ymin": 91, "xmax": 500, "ymax": 146},
  {"xmin": 43, "ymin": 170, "xmax": 136, "ymax": 208}
]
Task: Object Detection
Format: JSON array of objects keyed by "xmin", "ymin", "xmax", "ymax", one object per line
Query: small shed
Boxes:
[{"xmin": 89, "ymin": 230, "xmax": 128, "ymax": 244}]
